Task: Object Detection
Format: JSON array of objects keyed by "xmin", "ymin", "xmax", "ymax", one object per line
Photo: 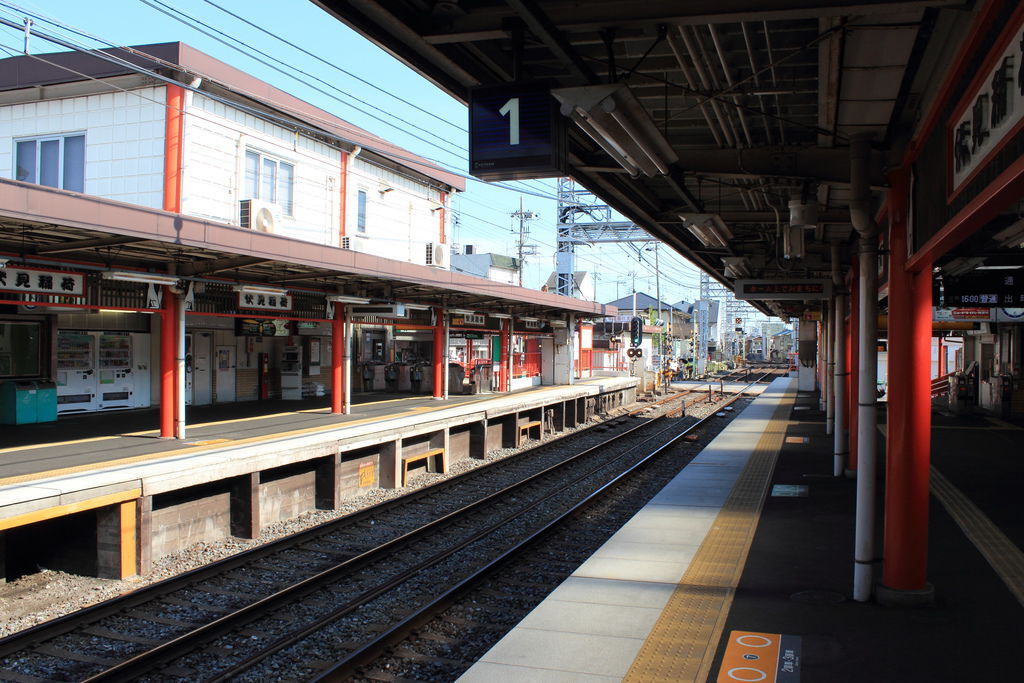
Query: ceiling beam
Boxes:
[
  {"xmin": 677, "ymin": 146, "xmax": 885, "ymax": 186},
  {"xmin": 505, "ymin": 0, "xmax": 598, "ymax": 84},
  {"xmin": 425, "ymin": 1, "xmax": 963, "ymax": 37},
  {"xmin": 34, "ymin": 235, "xmax": 147, "ymax": 254},
  {"xmin": 177, "ymin": 256, "xmax": 271, "ymax": 276}
]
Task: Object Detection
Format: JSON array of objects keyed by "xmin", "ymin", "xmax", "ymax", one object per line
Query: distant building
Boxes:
[
  {"xmin": 450, "ymin": 246, "xmax": 519, "ymax": 284},
  {"xmin": 543, "ymin": 271, "xmax": 594, "ymax": 301}
]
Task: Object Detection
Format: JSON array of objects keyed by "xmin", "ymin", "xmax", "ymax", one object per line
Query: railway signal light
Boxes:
[{"xmin": 629, "ymin": 316, "xmax": 643, "ymax": 347}]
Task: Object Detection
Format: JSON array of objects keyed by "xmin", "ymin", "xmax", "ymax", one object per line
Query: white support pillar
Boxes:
[
  {"xmin": 175, "ymin": 293, "xmax": 187, "ymax": 439},
  {"xmin": 833, "ymin": 292, "xmax": 847, "ymax": 477}
]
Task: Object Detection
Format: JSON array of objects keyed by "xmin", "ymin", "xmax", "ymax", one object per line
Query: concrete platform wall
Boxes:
[{"xmin": 0, "ymin": 379, "xmax": 638, "ymax": 581}]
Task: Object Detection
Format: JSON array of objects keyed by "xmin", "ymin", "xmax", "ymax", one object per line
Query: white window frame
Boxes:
[
  {"xmin": 356, "ymin": 188, "xmax": 368, "ymax": 233},
  {"xmin": 14, "ymin": 132, "xmax": 86, "ymax": 192},
  {"xmin": 244, "ymin": 149, "xmax": 295, "ymax": 216}
]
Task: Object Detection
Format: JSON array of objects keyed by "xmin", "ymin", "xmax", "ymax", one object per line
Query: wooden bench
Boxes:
[
  {"xmin": 518, "ymin": 420, "xmax": 542, "ymax": 444},
  {"xmin": 401, "ymin": 448, "xmax": 445, "ymax": 487}
]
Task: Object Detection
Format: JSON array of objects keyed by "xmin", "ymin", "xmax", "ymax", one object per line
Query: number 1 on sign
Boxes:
[{"xmin": 499, "ymin": 97, "xmax": 520, "ymax": 146}]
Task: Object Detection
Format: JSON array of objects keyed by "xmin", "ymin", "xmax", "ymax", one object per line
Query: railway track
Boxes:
[{"xmin": 0, "ymin": 375, "xmax": 774, "ymax": 682}]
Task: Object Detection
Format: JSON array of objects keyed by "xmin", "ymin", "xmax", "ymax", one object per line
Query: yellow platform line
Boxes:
[
  {"xmin": 930, "ymin": 467, "xmax": 1024, "ymax": 607},
  {"xmin": 0, "ymin": 395, "xmax": 459, "ymax": 455},
  {"xmin": 0, "ymin": 400, "xmax": 464, "ymax": 487},
  {"xmin": 624, "ymin": 387, "xmax": 794, "ymax": 683}
]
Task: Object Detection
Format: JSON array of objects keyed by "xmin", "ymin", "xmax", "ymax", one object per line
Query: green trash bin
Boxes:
[
  {"xmin": 0, "ymin": 380, "xmax": 38, "ymax": 425},
  {"xmin": 34, "ymin": 380, "xmax": 58, "ymax": 423}
]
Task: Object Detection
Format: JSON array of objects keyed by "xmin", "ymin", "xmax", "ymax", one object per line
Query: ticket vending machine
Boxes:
[
  {"xmin": 56, "ymin": 332, "xmax": 98, "ymax": 413},
  {"xmin": 280, "ymin": 345, "xmax": 302, "ymax": 400},
  {"xmin": 56, "ymin": 331, "xmax": 152, "ymax": 413},
  {"xmin": 96, "ymin": 333, "xmax": 132, "ymax": 410}
]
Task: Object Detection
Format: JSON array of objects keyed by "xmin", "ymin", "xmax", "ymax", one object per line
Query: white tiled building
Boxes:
[{"xmin": 0, "ymin": 42, "xmax": 461, "ymax": 264}]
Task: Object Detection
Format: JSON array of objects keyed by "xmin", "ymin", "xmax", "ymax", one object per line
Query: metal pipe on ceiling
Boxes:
[
  {"xmin": 678, "ymin": 26, "xmax": 737, "ymax": 148},
  {"xmin": 740, "ymin": 21, "xmax": 775, "ymax": 145},
  {"xmin": 762, "ymin": 20, "xmax": 788, "ymax": 145},
  {"xmin": 666, "ymin": 29, "xmax": 725, "ymax": 148},
  {"xmin": 708, "ymin": 24, "xmax": 754, "ymax": 147}
]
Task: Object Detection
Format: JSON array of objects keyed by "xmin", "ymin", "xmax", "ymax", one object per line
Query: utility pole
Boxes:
[{"xmin": 511, "ymin": 199, "xmax": 538, "ymax": 287}]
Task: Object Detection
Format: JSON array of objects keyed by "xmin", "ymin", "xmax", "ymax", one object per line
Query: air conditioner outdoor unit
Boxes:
[
  {"xmin": 239, "ymin": 199, "xmax": 280, "ymax": 233},
  {"xmin": 426, "ymin": 243, "xmax": 447, "ymax": 268}
]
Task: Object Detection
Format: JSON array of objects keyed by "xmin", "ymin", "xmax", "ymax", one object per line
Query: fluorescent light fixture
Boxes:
[
  {"xmin": 326, "ymin": 294, "xmax": 371, "ymax": 304},
  {"xmin": 994, "ymin": 218, "xmax": 1024, "ymax": 248},
  {"xmin": 233, "ymin": 284, "xmax": 288, "ymax": 297},
  {"xmin": 519, "ymin": 316, "xmax": 540, "ymax": 322},
  {"xmin": 975, "ymin": 265, "xmax": 1023, "ymax": 270},
  {"xmin": 489, "ymin": 312, "xmax": 512, "ymax": 319},
  {"xmin": 102, "ymin": 270, "xmax": 181, "ymax": 286},
  {"xmin": 680, "ymin": 214, "xmax": 733, "ymax": 248},
  {"xmin": 552, "ymin": 84, "xmax": 678, "ymax": 178},
  {"xmin": 722, "ymin": 256, "xmax": 752, "ymax": 278},
  {"xmin": 401, "ymin": 302, "xmax": 432, "ymax": 310},
  {"xmin": 450, "ymin": 308, "xmax": 479, "ymax": 315},
  {"xmin": 943, "ymin": 257, "xmax": 985, "ymax": 277}
]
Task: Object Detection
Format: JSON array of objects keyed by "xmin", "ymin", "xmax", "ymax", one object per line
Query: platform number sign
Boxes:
[{"xmin": 470, "ymin": 82, "xmax": 565, "ymax": 181}]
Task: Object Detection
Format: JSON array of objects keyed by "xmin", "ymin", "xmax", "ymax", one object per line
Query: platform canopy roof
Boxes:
[
  {"xmin": 0, "ymin": 180, "xmax": 614, "ymax": 319},
  {"xmin": 311, "ymin": 0, "xmax": 982, "ymax": 318}
]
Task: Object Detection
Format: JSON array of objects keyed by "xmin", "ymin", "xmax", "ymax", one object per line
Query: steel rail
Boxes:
[
  {"xmin": 0, "ymin": 389, "xmax": 674, "ymax": 662},
  {"xmin": 79, "ymin": 408, "xmax": 688, "ymax": 680},
  {"xmin": 311, "ymin": 384, "xmax": 758, "ymax": 681}
]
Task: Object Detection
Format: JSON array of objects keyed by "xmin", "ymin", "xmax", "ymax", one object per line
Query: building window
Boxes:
[
  {"xmin": 15, "ymin": 134, "xmax": 85, "ymax": 192},
  {"xmin": 357, "ymin": 189, "xmax": 367, "ymax": 233},
  {"xmin": 0, "ymin": 321, "xmax": 43, "ymax": 377},
  {"xmin": 244, "ymin": 149, "xmax": 294, "ymax": 215}
]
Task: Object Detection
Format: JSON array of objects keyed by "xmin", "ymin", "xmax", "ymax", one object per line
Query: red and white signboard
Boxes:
[
  {"xmin": 933, "ymin": 307, "xmax": 994, "ymax": 321},
  {"xmin": 949, "ymin": 9, "xmax": 1024, "ymax": 196}
]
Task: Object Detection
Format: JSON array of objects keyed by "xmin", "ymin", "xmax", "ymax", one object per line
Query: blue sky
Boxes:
[{"xmin": 0, "ymin": 0, "xmax": 706, "ymax": 305}]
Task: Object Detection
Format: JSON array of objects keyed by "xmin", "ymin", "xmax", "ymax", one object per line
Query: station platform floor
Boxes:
[
  {"xmin": 459, "ymin": 377, "xmax": 1024, "ymax": 682},
  {"xmin": 0, "ymin": 378, "xmax": 639, "ymax": 530}
]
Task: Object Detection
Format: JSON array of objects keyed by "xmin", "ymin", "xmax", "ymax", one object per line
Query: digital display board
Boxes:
[
  {"xmin": 735, "ymin": 279, "xmax": 832, "ymax": 300},
  {"xmin": 940, "ymin": 272, "xmax": 1024, "ymax": 307},
  {"xmin": 469, "ymin": 82, "xmax": 565, "ymax": 181}
]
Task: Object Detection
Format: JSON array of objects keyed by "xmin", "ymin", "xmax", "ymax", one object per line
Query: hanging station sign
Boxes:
[
  {"xmin": 948, "ymin": 9, "xmax": 1024, "ymax": 196},
  {"xmin": 469, "ymin": 81, "xmax": 566, "ymax": 181},
  {"xmin": 451, "ymin": 313, "xmax": 486, "ymax": 326},
  {"xmin": 235, "ymin": 318, "xmax": 292, "ymax": 337},
  {"xmin": 735, "ymin": 279, "xmax": 832, "ymax": 300},
  {"xmin": 0, "ymin": 265, "xmax": 84, "ymax": 297}
]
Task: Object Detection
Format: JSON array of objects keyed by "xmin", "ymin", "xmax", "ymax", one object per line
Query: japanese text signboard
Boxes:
[
  {"xmin": 735, "ymin": 279, "xmax": 832, "ymax": 301},
  {"xmin": 237, "ymin": 292, "xmax": 292, "ymax": 312},
  {"xmin": 949, "ymin": 11, "xmax": 1024, "ymax": 196},
  {"xmin": 0, "ymin": 265, "xmax": 84, "ymax": 297}
]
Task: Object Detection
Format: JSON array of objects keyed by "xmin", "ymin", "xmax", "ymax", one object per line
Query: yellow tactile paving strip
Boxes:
[
  {"xmin": 623, "ymin": 386, "xmax": 794, "ymax": 683},
  {"xmin": 930, "ymin": 466, "xmax": 1024, "ymax": 607}
]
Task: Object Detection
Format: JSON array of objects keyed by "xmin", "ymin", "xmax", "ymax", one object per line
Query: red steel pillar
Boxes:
[
  {"xmin": 937, "ymin": 336, "xmax": 945, "ymax": 377},
  {"xmin": 159, "ymin": 286, "xmax": 176, "ymax": 438},
  {"xmin": 331, "ymin": 302, "xmax": 346, "ymax": 414},
  {"xmin": 881, "ymin": 168, "xmax": 934, "ymax": 602},
  {"xmin": 433, "ymin": 307, "xmax": 444, "ymax": 399},
  {"xmin": 848, "ymin": 255, "xmax": 860, "ymax": 474}
]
